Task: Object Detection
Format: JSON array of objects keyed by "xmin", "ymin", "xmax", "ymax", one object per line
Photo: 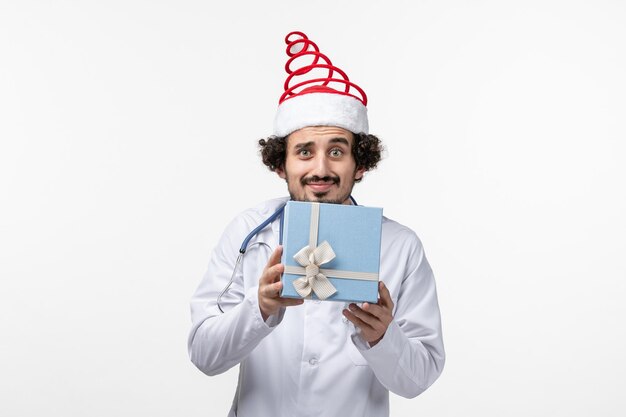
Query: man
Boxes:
[{"xmin": 188, "ymin": 31, "xmax": 444, "ymax": 417}]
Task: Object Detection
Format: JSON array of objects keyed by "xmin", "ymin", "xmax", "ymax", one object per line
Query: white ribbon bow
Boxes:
[{"xmin": 292, "ymin": 241, "xmax": 338, "ymax": 300}]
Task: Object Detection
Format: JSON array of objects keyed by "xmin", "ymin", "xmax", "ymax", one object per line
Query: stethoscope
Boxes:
[{"xmin": 217, "ymin": 195, "xmax": 358, "ymax": 313}]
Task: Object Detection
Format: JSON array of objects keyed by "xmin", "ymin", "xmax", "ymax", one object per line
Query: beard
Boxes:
[
  {"xmin": 286, "ymin": 174, "xmax": 352, "ymax": 204},
  {"xmin": 291, "ymin": 191, "xmax": 346, "ymax": 205}
]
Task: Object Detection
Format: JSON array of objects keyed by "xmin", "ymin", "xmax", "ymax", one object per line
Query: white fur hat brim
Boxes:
[{"xmin": 273, "ymin": 92, "xmax": 369, "ymax": 137}]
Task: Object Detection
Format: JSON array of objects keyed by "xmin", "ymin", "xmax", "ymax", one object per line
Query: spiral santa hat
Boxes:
[{"xmin": 273, "ymin": 31, "xmax": 369, "ymax": 137}]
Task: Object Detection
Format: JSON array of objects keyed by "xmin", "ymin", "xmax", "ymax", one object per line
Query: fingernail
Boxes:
[{"xmin": 349, "ymin": 304, "xmax": 356, "ymax": 311}]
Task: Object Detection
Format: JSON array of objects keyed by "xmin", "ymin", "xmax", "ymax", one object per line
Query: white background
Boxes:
[{"xmin": 1, "ymin": 1, "xmax": 625, "ymax": 415}]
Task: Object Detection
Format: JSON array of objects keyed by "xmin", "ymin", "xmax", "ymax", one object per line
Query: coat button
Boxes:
[{"xmin": 308, "ymin": 357, "xmax": 318, "ymax": 366}]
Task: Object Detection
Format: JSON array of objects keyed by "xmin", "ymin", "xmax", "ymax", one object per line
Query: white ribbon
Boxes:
[{"xmin": 291, "ymin": 241, "xmax": 338, "ymax": 300}]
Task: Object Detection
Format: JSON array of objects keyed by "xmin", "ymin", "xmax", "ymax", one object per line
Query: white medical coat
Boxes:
[{"xmin": 188, "ymin": 197, "xmax": 445, "ymax": 417}]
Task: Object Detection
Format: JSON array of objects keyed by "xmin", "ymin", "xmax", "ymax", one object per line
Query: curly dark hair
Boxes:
[{"xmin": 258, "ymin": 132, "xmax": 383, "ymax": 182}]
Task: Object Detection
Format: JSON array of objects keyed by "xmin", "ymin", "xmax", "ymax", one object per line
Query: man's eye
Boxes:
[
  {"xmin": 299, "ymin": 149, "xmax": 311, "ymax": 157},
  {"xmin": 330, "ymin": 148, "xmax": 343, "ymax": 157}
]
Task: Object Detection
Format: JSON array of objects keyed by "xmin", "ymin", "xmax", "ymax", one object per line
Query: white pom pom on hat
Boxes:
[{"xmin": 273, "ymin": 31, "xmax": 369, "ymax": 137}]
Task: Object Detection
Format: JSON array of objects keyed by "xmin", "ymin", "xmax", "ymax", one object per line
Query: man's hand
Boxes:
[
  {"xmin": 258, "ymin": 245, "xmax": 304, "ymax": 321},
  {"xmin": 342, "ymin": 281, "xmax": 394, "ymax": 347}
]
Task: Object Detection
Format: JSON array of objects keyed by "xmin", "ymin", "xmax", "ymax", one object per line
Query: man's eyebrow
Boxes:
[
  {"xmin": 329, "ymin": 137, "xmax": 350, "ymax": 146},
  {"xmin": 293, "ymin": 141, "xmax": 314, "ymax": 151}
]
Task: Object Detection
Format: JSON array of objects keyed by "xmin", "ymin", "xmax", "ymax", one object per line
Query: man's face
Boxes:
[{"xmin": 277, "ymin": 126, "xmax": 365, "ymax": 204}]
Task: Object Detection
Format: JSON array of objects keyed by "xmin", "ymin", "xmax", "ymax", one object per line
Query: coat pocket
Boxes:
[{"xmin": 345, "ymin": 332, "xmax": 369, "ymax": 366}]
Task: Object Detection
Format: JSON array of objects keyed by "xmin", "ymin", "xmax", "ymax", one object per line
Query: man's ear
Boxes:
[
  {"xmin": 276, "ymin": 166, "xmax": 286, "ymax": 179},
  {"xmin": 354, "ymin": 166, "xmax": 366, "ymax": 181}
]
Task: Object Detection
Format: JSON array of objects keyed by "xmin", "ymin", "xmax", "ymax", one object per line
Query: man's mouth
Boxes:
[
  {"xmin": 301, "ymin": 176, "xmax": 339, "ymax": 193},
  {"xmin": 307, "ymin": 182, "xmax": 335, "ymax": 192}
]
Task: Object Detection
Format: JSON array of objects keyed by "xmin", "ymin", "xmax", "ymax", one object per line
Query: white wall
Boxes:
[{"xmin": 1, "ymin": 1, "xmax": 625, "ymax": 415}]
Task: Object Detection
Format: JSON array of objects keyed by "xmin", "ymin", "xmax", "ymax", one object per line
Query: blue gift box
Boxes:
[{"xmin": 280, "ymin": 201, "xmax": 383, "ymax": 303}]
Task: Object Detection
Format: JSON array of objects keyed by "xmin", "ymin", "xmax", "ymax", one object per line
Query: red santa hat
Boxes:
[{"xmin": 273, "ymin": 31, "xmax": 369, "ymax": 137}]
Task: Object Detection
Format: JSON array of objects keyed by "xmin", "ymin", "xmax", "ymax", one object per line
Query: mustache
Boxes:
[{"xmin": 300, "ymin": 175, "xmax": 340, "ymax": 186}]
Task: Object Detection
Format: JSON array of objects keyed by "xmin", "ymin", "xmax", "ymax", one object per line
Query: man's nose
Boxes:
[{"xmin": 310, "ymin": 154, "xmax": 331, "ymax": 177}]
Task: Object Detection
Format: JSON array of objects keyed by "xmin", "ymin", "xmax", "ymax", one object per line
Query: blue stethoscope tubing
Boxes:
[{"xmin": 217, "ymin": 196, "xmax": 358, "ymax": 312}]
